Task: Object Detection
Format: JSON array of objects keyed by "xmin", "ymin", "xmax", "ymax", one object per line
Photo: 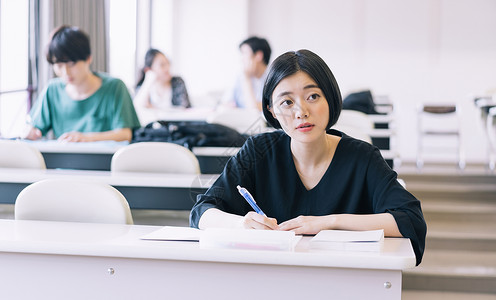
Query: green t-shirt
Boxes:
[{"xmin": 30, "ymin": 72, "xmax": 140, "ymax": 138}]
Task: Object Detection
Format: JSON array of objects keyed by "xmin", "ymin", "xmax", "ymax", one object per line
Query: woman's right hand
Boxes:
[
  {"xmin": 241, "ymin": 211, "xmax": 278, "ymax": 230},
  {"xmin": 142, "ymin": 70, "xmax": 158, "ymax": 87}
]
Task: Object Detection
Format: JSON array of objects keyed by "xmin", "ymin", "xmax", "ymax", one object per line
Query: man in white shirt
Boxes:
[{"xmin": 222, "ymin": 37, "xmax": 271, "ymax": 111}]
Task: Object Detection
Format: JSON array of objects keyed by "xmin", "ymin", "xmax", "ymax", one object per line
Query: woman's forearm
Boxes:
[{"xmin": 333, "ymin": 213, "xmax": 402, "ymax": 237}]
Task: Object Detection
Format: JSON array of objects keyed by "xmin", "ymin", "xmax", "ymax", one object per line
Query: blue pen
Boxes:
[{"xmin": 237, "ymin": 185, "xmax": 265, "ymax": 216}]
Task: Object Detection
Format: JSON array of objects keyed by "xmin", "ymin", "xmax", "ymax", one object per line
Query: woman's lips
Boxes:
[{"xmin": 296, "ymin": 123, "xmax": 314, "ymax": 132}]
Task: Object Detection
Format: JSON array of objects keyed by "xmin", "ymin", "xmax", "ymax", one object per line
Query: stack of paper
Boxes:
[
  {"xmin": 200, "ymin": 228, "xmax": 302, "ymax": 251},
  {"xmin": 309, "ymin": 229, "xmax": 384, "ymax": 252},
  {"xmin": 140, "ymin": 226, "xmax": 302, "ymax": 252},
  {"xmin": 141, "ymin": 226, "xmax": 202, "ymax": 241}
]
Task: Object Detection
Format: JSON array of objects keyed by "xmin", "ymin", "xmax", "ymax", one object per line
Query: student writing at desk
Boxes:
[
  {"xmin": 24, "ymin": 25, "xmax": 140, "ymax": 142},
  {"xmin": 190, "ymin": 50, "xmax": 426, "ymax": 265}
]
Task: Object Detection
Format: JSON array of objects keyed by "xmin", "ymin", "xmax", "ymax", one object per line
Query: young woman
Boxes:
[
  {"xmin": 134, "ymin": 49, "xmax": 191, "ymax": 111},
  {"xmin": 25, "ymin": 25, "xmax": 140, "ymax": 142},
  {"xmin": 190, "ymin": 49, "xmax": 426, "ymax": 265}
]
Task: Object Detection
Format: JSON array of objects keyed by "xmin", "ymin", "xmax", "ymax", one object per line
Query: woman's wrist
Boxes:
[{"xmin": 326, "ymin": 214, "xmax": 339, "ymax": 230}]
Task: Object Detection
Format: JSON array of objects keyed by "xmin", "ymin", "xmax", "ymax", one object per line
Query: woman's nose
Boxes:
[{"xmin": 294, "ymin": 102, "xmax": 309, "ymax": 119}]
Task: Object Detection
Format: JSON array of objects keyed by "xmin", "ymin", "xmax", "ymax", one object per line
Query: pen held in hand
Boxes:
[{"xmin": 237, "ymin": 185, "xmax": 266, "ymax": 216}]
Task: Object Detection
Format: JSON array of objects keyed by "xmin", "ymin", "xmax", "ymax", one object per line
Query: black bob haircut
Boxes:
[
  {"xmin": 46, "ymin": 25, "xmax": 91, "ymax": 64},
  {"xmin": 262, "ymin": 49, "xmax": 342, "ymax": 130}
]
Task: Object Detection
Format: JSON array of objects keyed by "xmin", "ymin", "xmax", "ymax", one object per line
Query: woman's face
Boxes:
[
  {"xmin": 270, "ymin": 71, "xmax": 329, "ymax": 143},
  {"xmin": 150, "ymin": 53, "xmax": 171, "ymax": 82}
]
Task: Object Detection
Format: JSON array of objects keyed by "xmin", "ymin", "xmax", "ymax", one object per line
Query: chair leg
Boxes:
[{"xmin": 457, "ymin": 134, "xmax": 465, "ymax": 170}]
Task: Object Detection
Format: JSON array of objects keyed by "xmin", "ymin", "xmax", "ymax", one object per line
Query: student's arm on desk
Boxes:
[
  {"xmin": 58, "ymin": 128, "xmax": 133, "ymax": 142},
  {"xmin": 278, "ymin": 213, "xmax": 402, "ymax": 237},
  {"xmin": 199, "ymin": 208, "xmax": 278, "ymax": 230}
]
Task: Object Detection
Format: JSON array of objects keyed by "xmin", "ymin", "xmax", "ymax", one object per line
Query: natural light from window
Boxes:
[{"xmin": 0, "ymin": 0, "xmax": 29, "ymax": 138}]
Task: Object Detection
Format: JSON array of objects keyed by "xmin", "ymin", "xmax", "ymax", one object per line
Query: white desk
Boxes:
[
  {"xmin": 0, "ymin": 168, "xmax": 218, "ymax": 210},
  {"xmin": 26, "ymin": 128, "xmax": 396, "ymax": 173},
  {"xmin": 27, "ymin": 140, "xmax": 231, "ymax": 173},
  {"xmin": 136, "ymin": 107, "xmax": 215, "ymax": 125},
  {"xmin": 0, "ymin": 219, "xmax": 416, "ymax": 299}
]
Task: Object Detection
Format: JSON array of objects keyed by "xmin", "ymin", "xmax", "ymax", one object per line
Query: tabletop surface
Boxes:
[
  {"xmin": 0, "ymin": 167, "xmax": 219, "ymax": 188},
  {"xmin": 0, "ymin": 219, "xmax": 416, "ymax": 270}
]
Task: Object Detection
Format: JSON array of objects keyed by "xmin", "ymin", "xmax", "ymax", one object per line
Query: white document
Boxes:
[
  {"xmin": 310, "ymin": 229, "xmax": 384, "ymax": 252},
  {"xmin": 200, "ymin": 228, "xmax": 302, "ymax": 251},
  {"xmin": 141, "ymin": 226, "xmax": 202, "ymax": 241}
]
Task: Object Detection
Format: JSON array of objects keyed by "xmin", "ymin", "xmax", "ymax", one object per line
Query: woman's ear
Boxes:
[{"xmin": 268, "ymin": 105, "xmax": 277, "ymax": 119}]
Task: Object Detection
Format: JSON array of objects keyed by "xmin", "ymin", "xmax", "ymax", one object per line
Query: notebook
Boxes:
[
  {"xmin": 141, "ymin": 226, "xmax": 202, "ymax": 242},
  {"xmin": 141, "ymin": 226, "xmax": 301, "ymax": 251},
  {"xmin": 309, "ymin": 229, "xmax": 384, "ymax": 252},
  {"xmin": 200, "ymin": 228, "xmax": 302, "ymax": 251}
]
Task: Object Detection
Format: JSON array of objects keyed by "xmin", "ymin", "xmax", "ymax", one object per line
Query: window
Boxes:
[
  {"xmin": 108, "ymin": 0, "xmax": 137, "ymax": 89},
  {"xmin": 0, "ymin": 0, "xmax": 29, "ymax": 138}
]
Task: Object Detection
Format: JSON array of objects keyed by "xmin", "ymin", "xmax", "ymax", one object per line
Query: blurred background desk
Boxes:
[
  {"xmin": 0, "ymin": 168, "xmax": 217, "ymax": 210},
  {"xmin": 28, "ymin": 140, "xmax": 397, "ymax": 174},
  {"xmin": 27, "ymin": 140, "xmax": 230, "ymax": 173},
  {"xmin": 0, "ymin": 219, "xmax": 416, "ymax": 300}
]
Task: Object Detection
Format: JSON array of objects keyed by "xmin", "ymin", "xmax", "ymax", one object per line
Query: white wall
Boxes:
[
  {"xmin": 158, "ymin": 0, "xmax": 496, "ymax": 164},
  {"xmin": 169, "ymin": 0, "xmax": 248, "ymax": 106}
]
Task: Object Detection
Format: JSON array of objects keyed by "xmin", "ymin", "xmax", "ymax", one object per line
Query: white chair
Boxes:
[
  {"xmin": 334, "ymin": 109, "xmax": 374, "ymax": 133},
  {"xmin": 332, "ymin": 110, "xmax": 373, "ymax": 144},
  {"xmin": 206, "ymin": 107, "xmax": 267, "ymax": 135},
  {"xmin": 0, "ymin": 140, "xmax": 46, "ymax": 169},
  {"xmin": 15, "ymin": 179, "xmax": 133, "ymax": 224},
  {"xmin": 332, "ymin": 124, "xmax": 372, "ymax": 144},
  {"xmin": 111, "ymin": 142, "xmax": 200, "ymax": 174},
  {"xmin": 487, "ymin": 106, "xmax": 496, "ymax": 170},
  {"xmin": 416, "ymin": 103, "xmax": 464, "ymax": 169}
]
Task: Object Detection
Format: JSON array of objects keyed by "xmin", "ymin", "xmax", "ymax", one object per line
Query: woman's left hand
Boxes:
[{"xmin": 278, "ymin": 215, "xmax": 335, "ymax": 235}]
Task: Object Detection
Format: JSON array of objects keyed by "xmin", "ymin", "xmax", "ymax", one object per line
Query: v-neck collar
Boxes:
[{"xmin": 290, "ymin": 129, "xmax": 344, "ymax": 192}]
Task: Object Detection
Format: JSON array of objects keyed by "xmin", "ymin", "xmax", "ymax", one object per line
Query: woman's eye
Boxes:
[
  {"xmin": 308, "ymin": 93, "xmax": 320, "ymax": 101},
  {"xmin": 280, "ymin": 99, "xmax": 293, "ymax": 107}
]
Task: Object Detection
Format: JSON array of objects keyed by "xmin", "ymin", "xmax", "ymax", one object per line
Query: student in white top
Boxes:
[
  {"xmin": 134, "ymin": 49, "xmax": 191, "ymax": 111},
  {"xmin": 222, "ymin": 37, "xmax": 271, "ymax": 111}
]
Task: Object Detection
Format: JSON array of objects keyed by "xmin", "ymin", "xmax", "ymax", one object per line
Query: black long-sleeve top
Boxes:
[{"xmin": 190, "ymin": 130, "xmax": 426, "ymax": 265}]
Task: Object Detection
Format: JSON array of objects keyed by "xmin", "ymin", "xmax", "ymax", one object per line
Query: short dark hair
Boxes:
[
  {"xmin": 46, "ymin": 25, "xmax": 91, "ymax": 64},
  {"xmin": 262, "ymin": 49, "xmax": 342, "ymax": 130},
  {"xmin": 239, "ymin": 36, "xmax": 271, "ymax": 65}
]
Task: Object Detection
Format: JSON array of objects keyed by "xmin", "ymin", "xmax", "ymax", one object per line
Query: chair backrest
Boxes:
[
  {"xmin": 206, "ymin": 108, "xmax": 266, "ymax": 135},
  {"xmin": 333, "ymin": 124, "xmax": 372, "ymax": 144},
  {"xmin": 111, "ymin": 142, "xmax": 200, "ymax": 174},
  {"xmin": 0, "ymin": 140, "xmax": 46, "ymax": 169},
  {"xmin": 15, "ymin": 179, "xmax": 133, "ymax": 224},
  {"xmin": 334, "ymin": 109, "xmax": 374, "ymax": 132}
]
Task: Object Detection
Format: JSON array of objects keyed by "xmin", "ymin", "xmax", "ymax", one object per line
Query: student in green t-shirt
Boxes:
[{"xmin": 24, "ymin": 25, "xmax": 140, "ymax": 142}]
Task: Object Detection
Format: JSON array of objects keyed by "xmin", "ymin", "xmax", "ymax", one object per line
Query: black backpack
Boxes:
[
  {"xmin": 132, "ymin": 121, "xmax": 248, "ymax": 149},
  {"xmin": 342, "ymin": 90, "xmax": 382, "ymax": 115}
]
